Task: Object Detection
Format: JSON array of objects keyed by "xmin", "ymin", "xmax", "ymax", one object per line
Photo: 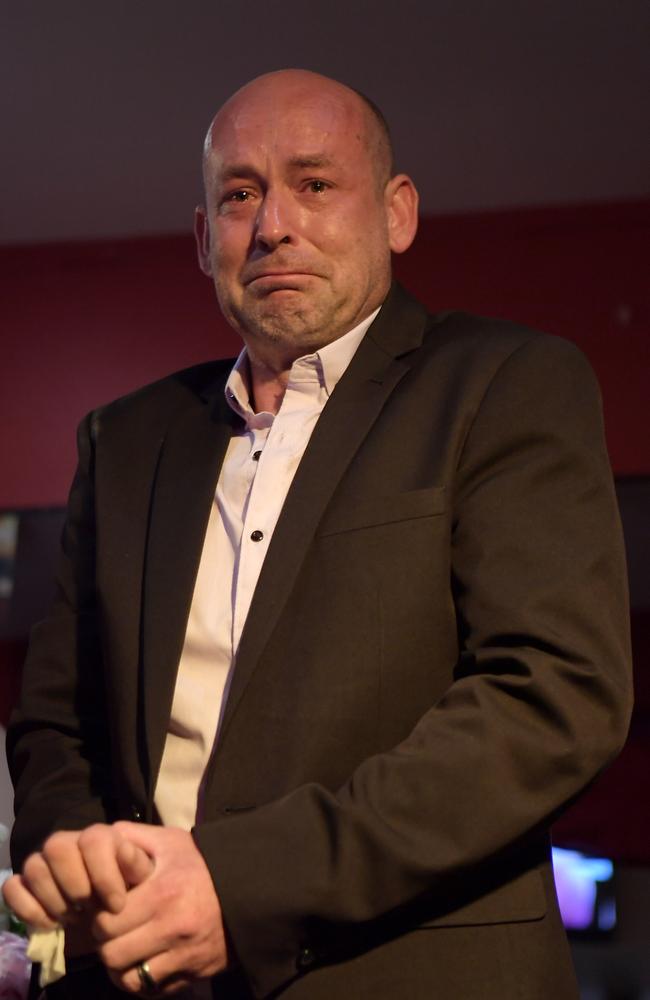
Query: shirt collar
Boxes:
[
  {"xmin": 315, "ymin": 305, "xmax": 380, "ymax": 396},
  {"xmin": 224, "ymin": 305, "xmax": 381, "ymax": 424}
]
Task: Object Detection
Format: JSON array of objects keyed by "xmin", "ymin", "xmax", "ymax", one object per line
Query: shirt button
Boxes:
[
  {"xmin": 252, "ymin": 450, "xmax": 262, "ymax": 461},
  {"xmin": 250, "ymin": 529, "xmax": 264, "ymax": 542}
]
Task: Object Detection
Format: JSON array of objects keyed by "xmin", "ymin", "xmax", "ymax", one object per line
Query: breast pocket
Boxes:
[
  {"xmin": 318, "ymin": 485, "xmax": 447, "ymax": 537},
  {"xmin": 421, "ymin": 868, "xmax": 547, "ymax": 928}
]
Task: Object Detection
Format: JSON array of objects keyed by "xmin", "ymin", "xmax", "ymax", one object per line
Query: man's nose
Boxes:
[{"xmin": 254, "ymin": 189, "xmax": 295, "ymax": 249}]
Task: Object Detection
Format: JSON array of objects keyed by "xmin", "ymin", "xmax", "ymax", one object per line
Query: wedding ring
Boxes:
[{"xmin": 136, "ymin": 960, "xmax": 159, "ymax": 996}]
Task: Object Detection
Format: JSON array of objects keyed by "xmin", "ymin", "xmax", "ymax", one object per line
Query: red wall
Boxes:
[{"xmin": 1, "ymin": 199, "xmax": 648, "ymax": 509}]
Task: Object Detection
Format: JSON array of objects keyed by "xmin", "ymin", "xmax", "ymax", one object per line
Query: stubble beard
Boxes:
[{"xmin": 229, "ymin": 287, "xmax": 351, "ymax": 365}]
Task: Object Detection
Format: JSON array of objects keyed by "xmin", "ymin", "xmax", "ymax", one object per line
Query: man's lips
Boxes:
[{"xmin": 245, "ymin": 271, "xmax": 317, "ymax": 286}]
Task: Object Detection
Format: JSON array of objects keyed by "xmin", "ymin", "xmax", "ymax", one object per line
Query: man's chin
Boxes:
[{"xmin": 241, "ymin": 303, "xmax": 328, "ymax": 349}]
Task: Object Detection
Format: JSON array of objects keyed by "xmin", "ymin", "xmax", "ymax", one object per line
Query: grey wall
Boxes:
[{"xmin": 2, "ymin": 0, "xmax": 648, "ymax": 244}]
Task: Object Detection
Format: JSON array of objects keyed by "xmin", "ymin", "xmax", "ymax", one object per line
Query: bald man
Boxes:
[{"xmin": 5, "ymin": 70, "xmax": 631, "ymax": 1000}]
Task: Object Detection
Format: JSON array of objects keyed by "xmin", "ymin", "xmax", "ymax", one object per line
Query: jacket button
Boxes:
[
  {"xmin": 296, "ymin": 946, "xmax": 316, "ymax": 971},
  {"xmin": 130, "ymin": 804, "xmax": 143, "ymax": 821}
]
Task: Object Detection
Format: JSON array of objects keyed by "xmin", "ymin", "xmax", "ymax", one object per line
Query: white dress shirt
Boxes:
[{"xmin": 154, "ymin": 308, "xmax": 379, "ymax": 831}]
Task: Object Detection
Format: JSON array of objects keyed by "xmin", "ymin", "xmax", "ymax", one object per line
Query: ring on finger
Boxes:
[{"xmin": 136, "ymin": 960, "xmax": 159, "ymax": 996}]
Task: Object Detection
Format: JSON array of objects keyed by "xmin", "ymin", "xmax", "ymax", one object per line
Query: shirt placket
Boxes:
[{"xmin": 231, "ymin": 366, "xmax": 323, "ymax": 652}]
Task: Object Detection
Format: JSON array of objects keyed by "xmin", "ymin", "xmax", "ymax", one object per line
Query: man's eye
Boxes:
[
  {"xmin": 307, "ymin": 180, "xmax": 329, "ymax": 194},
  {"xmin": 228, "ymin": 190, "xmax": 250, "ymax": 202}
]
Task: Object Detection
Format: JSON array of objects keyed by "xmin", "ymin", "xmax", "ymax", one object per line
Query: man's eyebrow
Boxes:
[
  {"xmin": 216, "ymin": 164, "xmax": 261, "ymax": 186},
  {"xmin": 214, "ymin": 156, "xmax": 338, "ymax": 187},
  {"xmin": 287, "ymin": 155, "xmax": 337, "ymax": 170}
]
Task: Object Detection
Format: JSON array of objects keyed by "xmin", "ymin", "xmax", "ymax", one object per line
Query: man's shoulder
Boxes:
[
  {"xmin": 89, "ymin": 358, "xmax": 235, "ymax": 436},
  {"xmin": 390, "ymin": 284, "xmax": 582, "ymax": 371},
  {"xmin": 417, "ymin": 304, "xmax": 591, "ymax": 385},
  {"xmin": 424, "ymin": 307, "xmax": 564, "ymax": 358}
]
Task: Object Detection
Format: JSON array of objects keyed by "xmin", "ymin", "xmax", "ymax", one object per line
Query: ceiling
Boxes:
[{"xmin": 2, "ymin": 0, "xmax": 648, "ymax": 245}]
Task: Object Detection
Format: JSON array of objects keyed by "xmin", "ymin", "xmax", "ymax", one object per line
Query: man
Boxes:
[{"xmin": 4, "ymin": 69, "xmax": 632, "ymax": 999}]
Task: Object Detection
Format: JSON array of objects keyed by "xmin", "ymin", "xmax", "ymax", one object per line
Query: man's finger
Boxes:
[
  {"xmin": 92, "ymin": 879, "xmax": 156, "ymax": 942},
  {"xmin": 98, "ymin": 921, "xmax": 199, "ymax": 996},
  {"xmin": 77, "ymin": 824, "xmax": 129, "ymax": 913},
  {"xmin": 2, "ymin": 872, "xmax": 61, "ymax": 930},
  {"xmin": 116, "ymin": 840, "xmax": 154, "ymax": 888},
  {"xmin": 98, "ymin": 919, "xmax": 169, "ymax": 973},
  {"xmin": 107, "ymin": 957, "xmax": 192, "ymax": 997},
  {"xmin": 37, "ymin": 830, "xmax": 96, "ymax": 914},
  {"xmin": 112, "ymin": 820, "xmax": 172, "ymax": 855},
  {"xmin": 21, "ymin": 849, "xmax": 76, "ymax": 921}
]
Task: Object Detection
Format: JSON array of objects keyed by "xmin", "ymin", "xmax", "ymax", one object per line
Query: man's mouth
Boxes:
[{"xmin": 246, "ymin": 272, "xmax": 317, "ymax": 292}]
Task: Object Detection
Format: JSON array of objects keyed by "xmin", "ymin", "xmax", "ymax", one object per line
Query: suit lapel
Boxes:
[
  {"xmin": 217, "ymin": 284, "xmax": 429, "ymax": 743},
  {"xmin": 141, "ymin": 376, "xmax": 236, "ymax": 796}
]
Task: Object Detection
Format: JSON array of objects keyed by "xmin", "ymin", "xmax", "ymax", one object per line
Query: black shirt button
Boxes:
[
  {"xmin": 296, "ymin": 946, "xmax": 316, "ymax": 971},
  {"xmin": 130, "ymin": 804, "xmax": 143, "ymax": 821},
  {"xmin": 250, "ymin": 529, "xmax": 264, "ymax": 542},
  {"xmin": 252, "ymin": 450, "xmax": 262, "ymax": 461}
]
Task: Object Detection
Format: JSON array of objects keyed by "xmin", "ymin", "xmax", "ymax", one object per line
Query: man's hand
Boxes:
[
  {"xmin": 4, "ymin": 822, "xmax": 228, "ymax": 992},
  {"xmin": 92, "ymin": 822, "xmax": 228, "ymax": 995},
  {"xmin": 2, "ymin": 827, "xmax": 153, "ymax": 957}
]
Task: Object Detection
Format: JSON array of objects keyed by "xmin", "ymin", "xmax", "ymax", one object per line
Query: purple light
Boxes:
[{"xmin": 552, "ymin": 847, "xmax": 615, "ymax": 931}]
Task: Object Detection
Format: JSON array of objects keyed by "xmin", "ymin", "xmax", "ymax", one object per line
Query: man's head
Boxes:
[{"xmin": 196, "ymin": 69, "xmax": 419, "ymax": 371}]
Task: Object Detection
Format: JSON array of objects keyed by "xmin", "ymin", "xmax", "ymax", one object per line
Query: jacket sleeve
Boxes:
[
  {"xmin": 8, "ymin": 412, "xmax": 116, "ymax": 869},
  {"xmin": 192, "ymin": 334, "xmax": 633, "ymax": 997}
]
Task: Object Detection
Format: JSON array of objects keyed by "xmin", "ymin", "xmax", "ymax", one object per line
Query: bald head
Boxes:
[
  {"xmin": 203, "ymin": 69, "xmax": 394, "ymax": 192},
  {"xmin": 194, "ymin": 67, "xmax": 418, "ymax": 370}
]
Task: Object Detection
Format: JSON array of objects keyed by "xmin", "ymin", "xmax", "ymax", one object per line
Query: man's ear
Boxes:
[
  {"xmin": 194, "ymin": 205, "xmax": 213, "ymax": 276},
  {"xmin": 384, "ymin": 174, "xmax": 419, "ymax": 254}
]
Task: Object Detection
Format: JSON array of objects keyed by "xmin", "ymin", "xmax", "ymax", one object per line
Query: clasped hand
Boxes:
[{"xmin": 2, "ymin": 822, "xmax": 228, "ymax": 995}]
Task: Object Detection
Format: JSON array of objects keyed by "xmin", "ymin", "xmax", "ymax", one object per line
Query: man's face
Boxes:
[{"xmin": 197, "ymin": 75, "xmax": 397, "ymax": 366}]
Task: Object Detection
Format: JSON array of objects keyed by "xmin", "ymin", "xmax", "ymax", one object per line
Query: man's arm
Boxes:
[
  {"xmin": 5, "ymin": 407, "xmax": 229, "ymax": 994},
  {"xmin": 8, "ymin": 414, "xmax": 116, "ymax": 869}
]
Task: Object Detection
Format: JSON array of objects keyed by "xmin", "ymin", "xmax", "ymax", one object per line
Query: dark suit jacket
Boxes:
[{"xmin": 9, "ymin": 284, "xmax": 632, "ymax": 999}]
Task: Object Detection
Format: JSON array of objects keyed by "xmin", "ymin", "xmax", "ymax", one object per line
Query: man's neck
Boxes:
[
  {"xmin": 242, "ymin": 302, "xmax": 384, "ymax": 415},
  {"xmin": 248, "ymin": 355, "xmax": 290, "ymax": 415}
]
